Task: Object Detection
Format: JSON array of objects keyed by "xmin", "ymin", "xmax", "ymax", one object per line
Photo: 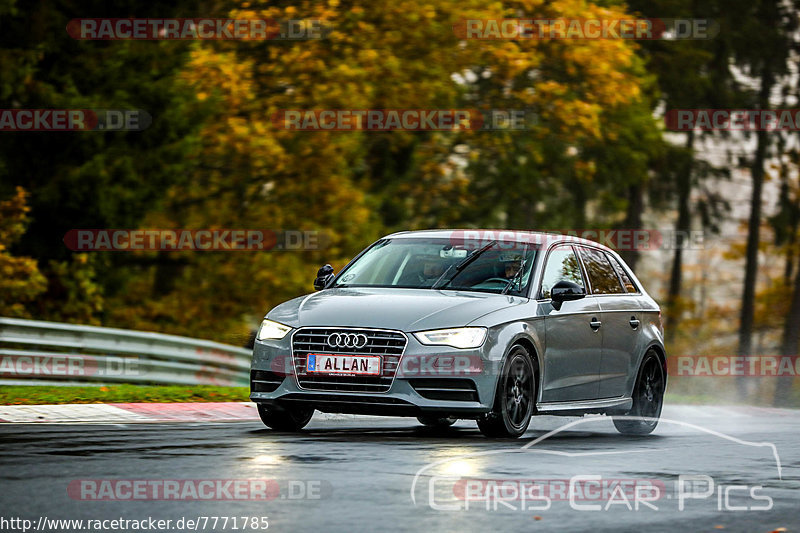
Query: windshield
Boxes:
[{"xmin": 332, "ymin": 238, "xmax": 538, "ymax": 296}]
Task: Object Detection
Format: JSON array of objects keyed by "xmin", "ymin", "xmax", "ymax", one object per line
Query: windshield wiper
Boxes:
[{"xmin": 432, "ymin": 240, "xmax": 497, "ymax": 290}]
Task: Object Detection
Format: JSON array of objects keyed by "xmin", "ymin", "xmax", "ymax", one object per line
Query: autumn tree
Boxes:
[
  {"xmin": 106, "ymin": 0, "xmax": 665, "ymax": 342},
  {"xmin": 0, "ymin": 187, "xmax": 47, "ymax": 317}
]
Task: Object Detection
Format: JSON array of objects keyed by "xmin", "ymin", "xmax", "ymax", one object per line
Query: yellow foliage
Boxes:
[
  {"xmin": 104, "ymin": 0, "xmax": 653, "ymax": 342},
  {"xmin": 0, "ymin": 187, "xmax": 47, "ymax": 317}
]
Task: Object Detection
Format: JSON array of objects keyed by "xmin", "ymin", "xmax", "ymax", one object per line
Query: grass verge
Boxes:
[
  {"xmin": 0, "ymin": 385, "xmax": 250, "ymax": 405},
  {"xmin": 1, "ymin": 387, "xmax": 794, "ymax": 408}
]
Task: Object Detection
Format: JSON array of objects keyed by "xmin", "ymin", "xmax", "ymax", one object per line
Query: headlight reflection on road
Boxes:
[
  {"xmin": 251, "ymin": 454, "xmax": 283, "ymax": 465},
  {"xmin": 441, "ymin": 460, "xmax": 477, "ymax": 477},
  {"xmin": 428, "ymin": 447, "xmax": 484, "ymax": 477}
]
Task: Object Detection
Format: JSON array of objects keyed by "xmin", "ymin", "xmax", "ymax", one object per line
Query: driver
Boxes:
[
  {"xmin": 416, "ymin": 256, "xmax": 445, "ymax": 286},
  {"xmin": 501, "ymin": 254, "xmax": 523, "ymax": 280}
]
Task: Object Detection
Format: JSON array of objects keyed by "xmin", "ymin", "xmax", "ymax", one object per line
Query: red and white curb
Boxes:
[
  {"xmin": 0, "ymin": 402, "xmax": 261, "ymax": 424},
  {"xmin": 0, "ymin": 402, "xmax": 795, "ymax": 424}
]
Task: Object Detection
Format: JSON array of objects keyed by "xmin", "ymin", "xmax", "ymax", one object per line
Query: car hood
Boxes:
[{"xmin": 267, "ymin": 287, "xmax": 526, "ymax": 331}]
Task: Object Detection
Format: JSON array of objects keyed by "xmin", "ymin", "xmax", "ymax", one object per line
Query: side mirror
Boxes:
[
  {"xmin": 314, "ymin": 264, "xmax": 335, "ymax": 291},
  {"xmin": 550, "ymin": 280, "xmax": 586, "ymax": 309}
]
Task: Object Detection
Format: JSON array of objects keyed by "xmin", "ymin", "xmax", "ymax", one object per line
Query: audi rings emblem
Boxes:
[{"xmin": 327, "ymin": 332, "xmax": 368, "ymax": 349}]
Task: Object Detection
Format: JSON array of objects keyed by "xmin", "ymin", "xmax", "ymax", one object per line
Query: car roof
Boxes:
[{"xmin": 382, "ymin": 229, "xmax": 616, "ymax": 254}]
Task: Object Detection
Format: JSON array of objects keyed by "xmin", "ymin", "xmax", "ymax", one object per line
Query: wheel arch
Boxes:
[
  {"xmin": 646, "ymin": 342, "xmax": 668, "ymax": 380},
  {"xmin": 504, "ymin": 334, "xmax": 542, "ymax": 404},
  {"xmin": 632, "ymin": 342, "xmax": 668, "ymax": 396},
  {"xmin": 512, "ymin": 336, "xmax": 540, "ymax": 374}
]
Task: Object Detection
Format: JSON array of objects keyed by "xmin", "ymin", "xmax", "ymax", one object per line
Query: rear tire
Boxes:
[
  {"xmin": 478, "ymin": 344, "xmax": 536, "ymax": 438},
  {"xmin": 417, "ymin": 416, "xmax": 457, "ymax": 428},
  {"xmin": 257, "ymin": 403, "xmax": 314, "ymax": 431},
  {"xmin": 613, "ymin": 350, "xmax": 665, "ymax": 436}
]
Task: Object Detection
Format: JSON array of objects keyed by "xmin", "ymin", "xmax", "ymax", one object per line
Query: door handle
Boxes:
[
  {"xmin": 629, "ymin": 317, "xmax": 640, "ymax": 329},
  {"xmin": 589, "ymin": 318, "xmax": 602, "ymax": 330}
]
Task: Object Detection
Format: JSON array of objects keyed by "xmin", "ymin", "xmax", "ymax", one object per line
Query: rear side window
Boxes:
[
  {"xmin": 540, "ymin": 246, "xmax": 585, "ymax": 298},
  {"xmin": 579, "ymin": 247, "xmax": 625, "ymax": 295},
  {"xmin": 607, "ymin": 254, "xmax": 637, "ymax": 293}
]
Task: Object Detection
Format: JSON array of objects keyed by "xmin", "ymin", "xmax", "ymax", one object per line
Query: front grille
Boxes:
[
  {"xmin": 292, "ymin": 328, "xmax": 407, "ymax": 392},
  {"xmin": 410, "ymin": 378, "xmax": 479, "ymax": 402},
  {"xmin": 250, "ymin": 369, "xmax": 284, "ymax": 393}
]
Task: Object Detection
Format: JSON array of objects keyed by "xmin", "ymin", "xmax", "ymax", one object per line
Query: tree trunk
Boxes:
[
  {"xmin": 776, "ymin": 247, "xmax": 800, "ymax": 406},
  {"xmin": 785, "ymin": 232, "xmax": 795, "ymax": 285},
  {"xmin": 738, "ymin": 67, "xmax": 773, "ymax": 395},
  {"xmin": 665, "ymin": 131, "xmax": 694, "ymax": 344},
  {"xmin": 572, "ymin": 178, "xmax": 587, "ymax": 229},
  {"xmin": 619, "ymin": 183, "xmax": 644, "ymax": 273},
  {"xmin": 775, "ymin": 135, "xmax": 795, "ymax": 284}
]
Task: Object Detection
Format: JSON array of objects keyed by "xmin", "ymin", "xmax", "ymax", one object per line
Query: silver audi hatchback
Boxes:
[{"xmin": 250, "ymin": 230, "xmax": 667, "ymax": 438}]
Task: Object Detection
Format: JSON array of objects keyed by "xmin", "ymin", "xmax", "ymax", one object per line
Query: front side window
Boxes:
[
  {"xmin": 579, "ymin": 247, "xmax": 625, "ymax": 295},
  {"xmin": 540, "ymin": 245, "xmax": 585, "ymax": 299},
  {"xmin": 332, "ymin": 238, "xmax": 537, "ymax": 295}
]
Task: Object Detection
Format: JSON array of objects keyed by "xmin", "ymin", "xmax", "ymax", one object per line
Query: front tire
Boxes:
[
  {"xmin": 613, "ymin": 350, "xmax": 665, "ymax": 435},
  {"xmin": 478, "ymin": 344, "xmax": 536, "ymax": 438},
  {"xmin": 257, "ymin": 403, "xmax": 314, "ymax": 431}
]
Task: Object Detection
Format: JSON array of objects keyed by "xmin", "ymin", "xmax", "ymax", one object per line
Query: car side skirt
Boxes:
[{"xmin": 536, "ymin": 396, "xmax": 633, "ymax": 416}]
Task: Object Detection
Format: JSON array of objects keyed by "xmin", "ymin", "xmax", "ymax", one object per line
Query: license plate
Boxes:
[{"xmin": 306, "ymin": 354, "xmax": 381, "ymax": 376}]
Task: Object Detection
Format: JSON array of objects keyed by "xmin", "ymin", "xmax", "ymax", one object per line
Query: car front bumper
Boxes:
[{"xmin": 249, "ymin": 330, "xmax": 504, "ymax": 417}]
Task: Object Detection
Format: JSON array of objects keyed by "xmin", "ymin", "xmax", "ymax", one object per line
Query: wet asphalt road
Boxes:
[{"xmin": 0, "ymin": 405, "xmax": 798, "ymax": 533}]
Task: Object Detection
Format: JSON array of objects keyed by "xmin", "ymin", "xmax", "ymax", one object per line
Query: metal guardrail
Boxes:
[{"xmin": 0, "ymin": 317, "xmax": 251, "ymax": 386}]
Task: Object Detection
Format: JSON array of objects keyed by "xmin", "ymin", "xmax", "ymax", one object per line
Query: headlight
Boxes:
[
  {"xmin": 413, "ymin": 327, "xmax": 487, "ymax": 349},
  {"xmin": 257, "ymin": 319, "xmax": 291, "ymax": 340}
]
